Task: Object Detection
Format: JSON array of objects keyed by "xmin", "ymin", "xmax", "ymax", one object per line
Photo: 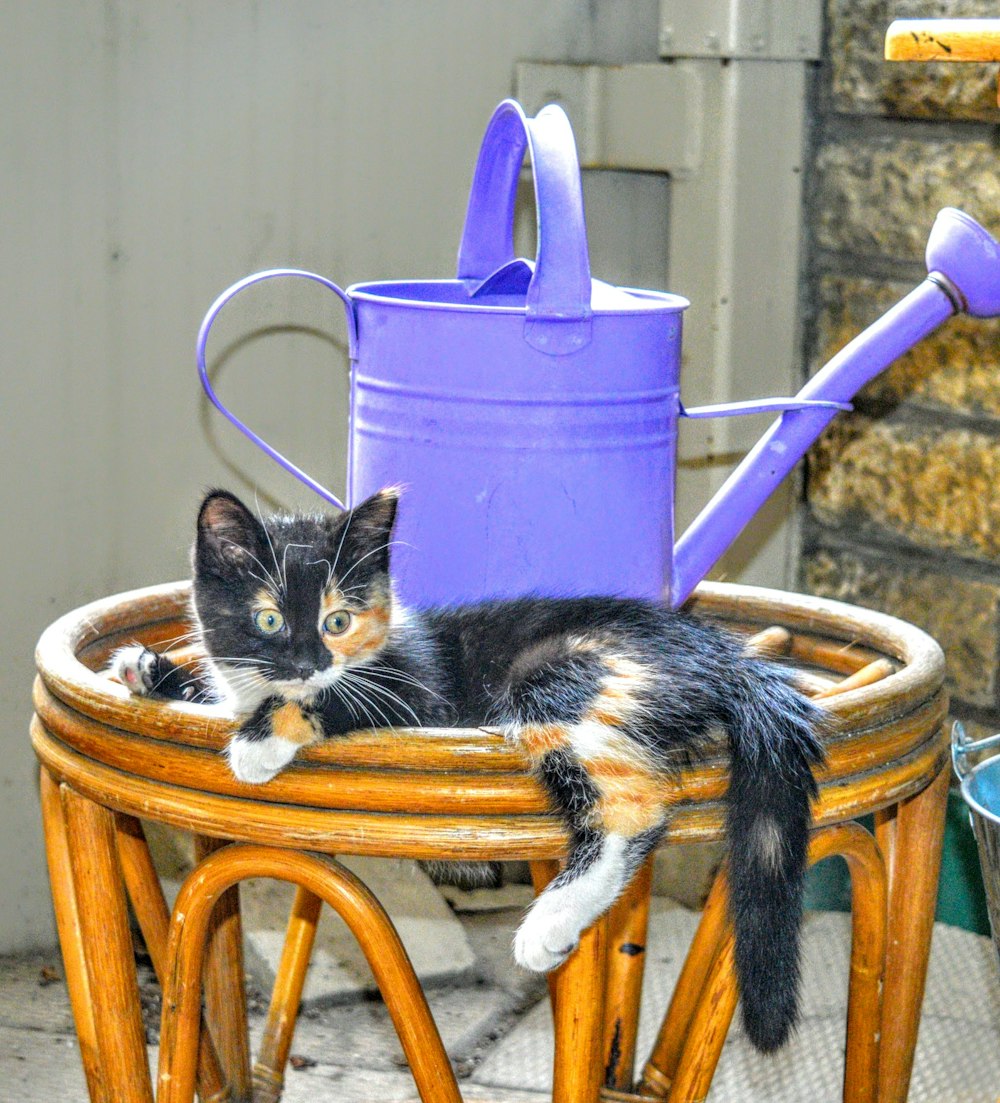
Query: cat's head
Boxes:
[{"xmin": 192, "ymin": 487, "xmax": 400, "ymax": 704}]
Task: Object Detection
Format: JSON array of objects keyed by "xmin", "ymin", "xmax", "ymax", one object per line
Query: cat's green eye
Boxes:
[
  {"xmin": 323, "ymin": 610, "xmax": 352, "ymax": 636},
  {"xmin": 253, "ymin": 608, "xmax": 285, "ymax": 635}
]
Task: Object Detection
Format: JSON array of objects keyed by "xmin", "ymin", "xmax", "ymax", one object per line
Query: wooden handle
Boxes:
[
  {"xmin": 885, "ymin": 18, "xmax": 1000, "ymax": 106},
  {"xmin": 885, "ymin": 19, "xmax": 1000, "ymax": 61}
]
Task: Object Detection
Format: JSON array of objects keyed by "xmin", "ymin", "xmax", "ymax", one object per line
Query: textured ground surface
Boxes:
[{"xmin": 2, "ymin": 883, "xmax": 998, "ymax": 1102}]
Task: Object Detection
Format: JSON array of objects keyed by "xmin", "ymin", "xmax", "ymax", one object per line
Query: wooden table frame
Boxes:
[{"xmin": 33, "ymin": 581, "xmax": 950, "ymax": 1103}]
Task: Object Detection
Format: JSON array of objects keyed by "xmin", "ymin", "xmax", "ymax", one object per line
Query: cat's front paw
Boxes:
[
  {"xmin": 109, "ymin": 646, "xmax": 159, "ymax": 696},
  {"xmin": 226, "ymin": 733, "xmax": 299, "ymax": 784},
  {"xmin": 513, "ymin": 899, "xmax": 580, "ymax": 972}
]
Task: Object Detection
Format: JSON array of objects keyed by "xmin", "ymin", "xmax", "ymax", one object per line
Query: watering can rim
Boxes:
[
  {"xmin": 957, "ymin": 754, "xmax": 1000, "ymax": 827},
  {"xmin": 953, "ymin": 720, "xmax": 1000, "ymax": 825},
  {"xmin": 346, "ymin": 277, "xmax": 690, "ymax": 317}
]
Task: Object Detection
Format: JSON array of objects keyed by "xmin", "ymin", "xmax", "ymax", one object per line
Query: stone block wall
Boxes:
[{"xmin": 801, "ymin": 0, "xmax": 1000, "ymax": 739}]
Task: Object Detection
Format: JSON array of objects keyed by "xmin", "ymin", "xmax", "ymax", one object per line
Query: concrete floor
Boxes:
[{"xmin": 3, "ymin": 893, "xmax": 999, "ymax": 1102}]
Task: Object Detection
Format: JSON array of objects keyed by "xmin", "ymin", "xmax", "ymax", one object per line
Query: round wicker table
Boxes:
[{"xmin": 32, "ymin": 580, "xmax": 949, "ymax": 1103}]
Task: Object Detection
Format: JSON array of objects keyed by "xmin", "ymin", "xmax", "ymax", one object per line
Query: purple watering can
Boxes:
[{"xmin": 198, "ymin": 99, "xmax": 1000, "ymax": 609}]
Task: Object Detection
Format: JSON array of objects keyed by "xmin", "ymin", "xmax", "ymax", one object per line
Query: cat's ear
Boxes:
[
  {"xmin": 349, "ymin": 487, "xmax": 399, "ymax": 538},
  {"xmin": 196, "ymin": 490, "xmax": 267, "ymax": 572},
  {"xmin": 327, "ymin": 487, "xmax": 400, "ymax": 581}
]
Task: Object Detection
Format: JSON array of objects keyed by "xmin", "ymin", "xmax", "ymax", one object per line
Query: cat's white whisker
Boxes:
[
  {"xmin": 207, "ymin": 654, "xmax": 273, "ymax": 664},
  {"xmin": 326, "ymin": 680, "xmax": 361, "ymax": 723},
  {"xmin": 329, "ymin": 501, "xmax": 356, "ymax": 582},
  {"xmin": 254, "ymin": 494, "xmax": 286, "ymax": 594},
  {"xmin": 337, "ymin": 672, "xmax": 396, "ymax": 730},
  {"xmin": 307, "ymin": 556, "xmax": 335, "ymax": 592},
  {"xmin": 342, "ymin": 671, "xmax": 421, "ymax": 725},
  {"xmin": 219, "ymin": 538, "xmax": 283, "ymax": 596},
  {"xmin": 154, "ymin": 628, "xmax": 202, "ymax": 651},
  {"xmin": 362, "ymin": 664, "xmax": 450, "ymax": 706},
  {"xmin": 334, "ymin": 540, "xmax": 408, "ymax": 590},
  {"xmin": 280, "ymin": 542, "xmax": 315, "ymax": 591},
  {"xmin": 333, "ymin": 674, "xmax": 382, "ymax": 729}
]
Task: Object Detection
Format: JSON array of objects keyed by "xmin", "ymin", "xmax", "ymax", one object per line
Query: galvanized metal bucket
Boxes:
[{"xmin": 952, "ymin": 721, "xmax": 1000, "ymax": 967}]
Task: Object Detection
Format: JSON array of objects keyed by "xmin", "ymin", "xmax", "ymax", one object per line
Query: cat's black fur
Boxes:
[{"xmin": 114, "ymin": 487, "xmax": 826, "ymax": 1053}]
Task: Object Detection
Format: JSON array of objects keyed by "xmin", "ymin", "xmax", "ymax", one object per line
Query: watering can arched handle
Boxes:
[
  {"xmin": 456, "ymin": 99, "xmax": 593, "ymax": 356},
  {"xmin": 196, "ymin": 269, "xmax": 357, "ymax": 511}
]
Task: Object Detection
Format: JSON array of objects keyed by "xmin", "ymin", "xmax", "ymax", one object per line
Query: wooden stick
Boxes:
[
  {"xmin": 601, "ymin": 856, "xmax": 654, "ymax": 1091},
  {"xmin": 661, "ymin": 928, "xmax": 739, "ymax": 1103},
  {"xmin": 745, "ymin": 625, "xmax": 793, "ymax": 657},
  {"xmin": 194, "ymin": 834, "xmax": 252, "ymax": 1101},
  {"xmin": 39, "ymin": 770, "xmax": 109, "ymax": 1103},
  {"xmin": 551, "ymin": 913, "xmax": 608, "ymax": 1103},
  {"xmin": 253, "ymin": 886, "xmax": 324, "ymax": 1103},
  {"xmin": 885, "ymin": 19, "xmax": 1000, "ymax": 61},
  {"xmin": 62, "ymin": 786, "xmax": 154, "ymax": 1103},
  {"xmin": 878, "ymin": 765, "xmax": 950, "ymax": 1103},
  {"xmin": 638, "ymin": 864, "xmax": 731, "ymax": 1097},
  {"xmin": 813, "ymin": 658, "xmax": 896, "ymax": 701},
  {"xmin": 115, "ymin": 815, "xmax": 230, "ymax": 1102},
  {"xmin": 809, "ymin": 824, "xmax": 887, "ymax": 1103}
]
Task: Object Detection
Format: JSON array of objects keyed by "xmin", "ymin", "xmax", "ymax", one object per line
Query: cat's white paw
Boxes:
[
  {"xmin": 109, "ymin": 646, "xmax": 158, "ymax": 696},
  {"xmin": 226, "ymin": 733, "xmax": 298, "ymax": 784},
  {"xmin": 513, "ymin": 898, "xmax": 581, "ymax": 972}
]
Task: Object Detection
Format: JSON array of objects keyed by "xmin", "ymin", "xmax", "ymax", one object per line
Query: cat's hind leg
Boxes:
[
  {"xmin": 515, "ymin": 822, "xmax": 664, "ymax": 971},
  {"xmin": 499, "ymin": 641, "xmax": 669, "ymax": 971}
]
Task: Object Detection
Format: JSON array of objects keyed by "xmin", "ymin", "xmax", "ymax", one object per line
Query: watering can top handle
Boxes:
[
  {"xmin": 196, "ymin": 268, "xmax": 355, "ymax": 512},
  {"xmin": 456, "ymin": 99, "xmax": 593, "ymax": 354}
]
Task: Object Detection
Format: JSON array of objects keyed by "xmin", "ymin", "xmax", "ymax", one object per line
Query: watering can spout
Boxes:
[{"xmin": 671, "ymin": 207, "xmax": 1000, "ymax": 608}]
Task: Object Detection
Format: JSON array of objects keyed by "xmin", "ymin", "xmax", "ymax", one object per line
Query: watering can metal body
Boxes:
[
  {"xmin": 347, "ymin": 281, "xmax": 684, "ymax": 604},
  {"xmin": 198, "ymin": 100, "xmax": 1000, "ymax": 609}
]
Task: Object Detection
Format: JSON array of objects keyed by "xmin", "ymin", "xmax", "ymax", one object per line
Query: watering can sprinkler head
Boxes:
[{"xmin": 925, "ymin": 207, "xmax": 1000, "ymax": 318}]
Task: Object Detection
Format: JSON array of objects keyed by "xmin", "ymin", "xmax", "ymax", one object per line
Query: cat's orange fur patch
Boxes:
[
  {"xmin": 271, "ymin": 702, "xmax": 324, "ymax": 746},
  {"xmin": 603, "ymin": 654, "xmax": 650, "ymax": 689},
  {"xmin": 587, "ymin": 755, "xmax": 667, "ymax": 834},
  {"xmin": 320, "ymin": 589, "xmax": 391, "ymax": 661},
  {"xmin": 518, "ymin": 723, "xmax": 571, "ymax": 758},
  {"xmin": 584, "ymin": 654, "xmax": 650, "ymax": 727},
  {"xmin": 587, "ymin": 707, "xmax": 624, "ymax": 728},
  {"xmin": 253, "ymin": 588, "xmax": 278, "ymax": 610}
]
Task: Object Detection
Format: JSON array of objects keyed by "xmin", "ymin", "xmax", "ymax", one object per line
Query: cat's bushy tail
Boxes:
[{"xmin": 722, "ymin": 657, "xmax": 825, "ymax": 1052}]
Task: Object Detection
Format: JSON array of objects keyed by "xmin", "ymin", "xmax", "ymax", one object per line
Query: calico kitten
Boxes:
[{"xmin": 113, "ymin": 487, "xmax": 825, "ymax": 1053}]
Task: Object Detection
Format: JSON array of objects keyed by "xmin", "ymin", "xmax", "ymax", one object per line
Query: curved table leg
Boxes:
[
  {"xmin": 39, "ymin": 770, "xmax": 108, "ymax": 1103},
  {"xmin": 61, "ymin": 785, "xmax": 154, "ymax": 1103},
  {"xmin": 157, "ymin": 846, "xmax": 463, "ymax": 1103},
  {"xmin": 810, "ymin": 823, "xmax": 887, "ymax": 1103},
  {"xmin": 115, "ymin": 815, "xmax": 230, "ymax": 1102},
  {"xmin": 194, "ymin": 834, "xmax": 252, "ymax": 1101},
  {"xmin": 640, "ymin": 822, "xmax": 888, "ymax": 1103},
  {"xmin": 661, "ymin": 928, "xmax": 740, "ymax": 1103},
  {"xmin": 878, "ymin": 763, "xmax": 950, "ymax": 1103},
  {"xmin": 638, "ymin": 865, "xmax": 731, "ymax": 1098}
]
